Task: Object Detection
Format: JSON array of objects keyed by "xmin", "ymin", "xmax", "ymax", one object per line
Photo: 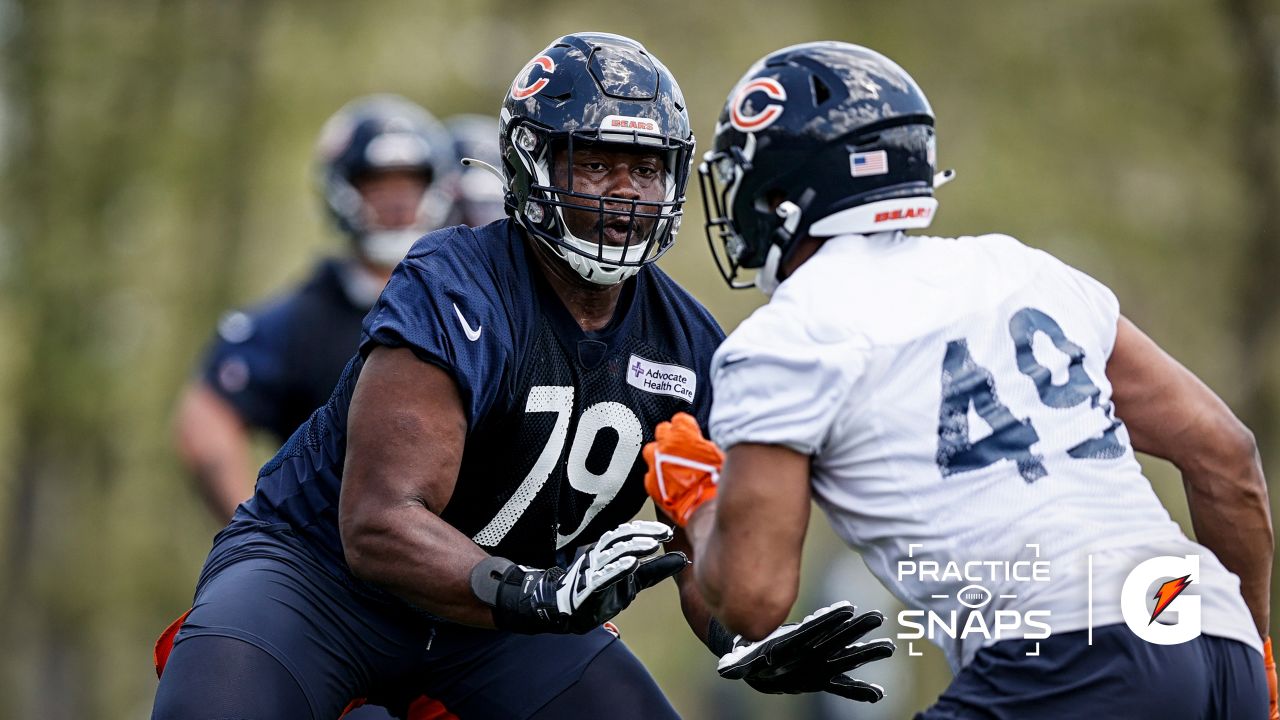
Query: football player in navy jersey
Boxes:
[
  {"xmin": 173, "ymin": 95, "xmax": 462, "ymax": 522},
  {"xmin": 154, "ymin": 33, "xmax": 894, "ymax": 720}
]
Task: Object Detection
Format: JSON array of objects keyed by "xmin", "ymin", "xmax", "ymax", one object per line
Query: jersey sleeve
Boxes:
[
  {"xmin": 359, "ymin": 230, "xmax": 509, "ymax": 426},
  {"xmin": 1054, "ymin": 259, "xmax": 1121, "ymax": 358},
  {"xmin": 198, "ymin": 307, "xmax": 290, "ymax": 432},
  {"xmin": 708, "ymin": 304, "xmax": 870, "ymax": 455},
  {"xmin": 992, "ymin": 234, "xmax": 1122, "ymax": 359}
]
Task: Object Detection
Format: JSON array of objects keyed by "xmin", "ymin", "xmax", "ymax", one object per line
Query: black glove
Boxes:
[
  {"xmin": 716, "ymin": 601, "xmax": 896, "ymax": 702},
  {"xmin": 471, "ymin": 520, "xmax": 688, "ymax": 634}
]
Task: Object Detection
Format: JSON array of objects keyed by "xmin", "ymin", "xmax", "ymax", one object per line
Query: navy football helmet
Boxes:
[
  {"xmin": 700, "ymin": 42, "xmax": 946, "ymax": 293},
  {"xmin": 500, "ymin": 32, "xmax": 695, "ymax": 285},
  {"xmin": 315, "ymin": 95, "xmax": 456, "ymax": 268},
  {"xmin": 445, "ymin": 114, "xmax": 507, "ymax": 226}
]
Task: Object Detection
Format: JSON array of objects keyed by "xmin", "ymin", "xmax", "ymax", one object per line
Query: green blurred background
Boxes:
[{"xmin": 0, "ymin": 0, "xmax": 1277, "ymax": 717}]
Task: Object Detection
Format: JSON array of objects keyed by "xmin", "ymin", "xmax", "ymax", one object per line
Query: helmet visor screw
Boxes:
[
  {"xmin": 525, "ymin": 201, "xmax": 544, "ymax": 223},
  {"xmin": 517, "ymin": 128, "xmax": 538, "ymax": 153}
]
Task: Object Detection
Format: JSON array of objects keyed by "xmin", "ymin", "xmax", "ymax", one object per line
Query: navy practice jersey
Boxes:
[
  {"xmin": 199, "ymin": 259, "xmax": 373, "ymax": 442},
  {"xmin": 242, "ymin": 219, "xmax": 724, "ymax": 576}
]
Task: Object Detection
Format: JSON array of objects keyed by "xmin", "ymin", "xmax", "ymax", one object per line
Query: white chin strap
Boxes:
[
  {"xmin": 358, "ymin": 229, "xmax": 421, "ymax": 268},
  {"xmin": 754, "ymin": 245, "xmax": 784, "ymax": 297},
  {"xmin": 551, "ymin": 235, "xmax": 643, "ymax": 286},
  {"xmin": 753, "ymin": 200, "xmax": 802, "ymax": 297}
]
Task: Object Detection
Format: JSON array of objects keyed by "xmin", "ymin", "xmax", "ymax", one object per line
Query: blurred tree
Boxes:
[
  {"xmin": 0, "ymin": 0, "xmax": 270, "ymax": 715},
  {"xmin": 1224, "ymin": 0, "xmax": 1280, "ymax": 451},
  {"xmin": 1222, "ymin": 0, "xmax": 1280, "ymax": 643}
]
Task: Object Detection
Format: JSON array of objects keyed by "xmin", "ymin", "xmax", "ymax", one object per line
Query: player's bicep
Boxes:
[
  {"xmin": 1107, "ymin": 315, "xmax": 1247, "ymax": 463},
  {"xmin": 342, "ymin": 346, "xmax": 467, "ymax": 521}
]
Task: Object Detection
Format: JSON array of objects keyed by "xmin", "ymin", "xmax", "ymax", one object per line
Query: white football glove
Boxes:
[{"xmin": 471, "ymin": 520, "xmax": 687, "ymax": 634}]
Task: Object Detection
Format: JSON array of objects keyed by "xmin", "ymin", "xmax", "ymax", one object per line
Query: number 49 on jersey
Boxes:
[{"xmin": 936, "ymin": 307, "xmax": 1124, "ymax": 483}]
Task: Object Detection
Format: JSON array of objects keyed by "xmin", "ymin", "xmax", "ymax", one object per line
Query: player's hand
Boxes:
[
  {"xmin": 473, "ymin": 520, "xmax": 688, "ymax": 634},
  {"xmin": 643, "ymin": 412, "xmax": 724, "ymax": 526},
  {"xmin": 1265, "ymin": 637, "xmax": 1277, "ymax": 720},
  {"xmin": 716, "ymin": 601, "xmax": 896, "ymax": 702}
]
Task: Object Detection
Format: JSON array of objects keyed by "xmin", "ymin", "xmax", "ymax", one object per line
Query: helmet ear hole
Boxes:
[
  {"xmin": 810, "ymin": 75, "xmax": 831, "ymax": 106},
  {"xmin": 761, "ymin": 188, "xmax": 789, "ymax": 213}
]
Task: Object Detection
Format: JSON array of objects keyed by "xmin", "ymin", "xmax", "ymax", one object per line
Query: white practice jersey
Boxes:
[{"xmin": 709, "ymin": 231, "xmax": 1260, "ymax": 671}]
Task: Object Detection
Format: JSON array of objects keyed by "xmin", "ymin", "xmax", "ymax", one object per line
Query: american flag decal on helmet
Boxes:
[{"xmin": 850, "ymin": 150, "xmax": 889, "ymax": 177}]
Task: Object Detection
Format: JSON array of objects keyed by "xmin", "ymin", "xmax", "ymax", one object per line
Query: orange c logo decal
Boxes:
[
  {"xmin": 511, "ymin": 55, "xmax": 556, "ymax": 100},
  {"xmin": 730, "ymin": 78, "xmax": 787, "ymax": 132}
]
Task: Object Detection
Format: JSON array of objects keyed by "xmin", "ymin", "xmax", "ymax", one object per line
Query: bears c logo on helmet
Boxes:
[
  {"xmin": 730, "ymin": 78, "xmax": 787, "ymax": 132},
  {"xmin": 511, "ymin": 55, "xmax": 556, "ymax": 100}
]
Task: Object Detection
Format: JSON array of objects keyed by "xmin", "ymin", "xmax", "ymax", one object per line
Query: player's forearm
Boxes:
[
  {"xmin": 173, "ymin": 385, "xmax": 256, "ymax": 522},
  {"xmin": 687, "ymin": 499, "xmax": 795, "ymax": 641},
  {"xmin": 190, "ymin": 458, "xmax": 254, "ymax": 523},
  {"xmin": 678, "ymin": 525, "xmax": 743, "ymax": 656},
  {"xmin": 1179, "ymin": 430, "xmax": 1273, "ymax": 637},
  {"xmin": 1108, "ymin": 321, "xmax": 1274, "ymax": 635},
  {"xmin": 664, "ymin": 522, "xmax": 720, "ymax": 647},
  {"xmin": 685, "ymin": 499, "xmax": 725, "ymax": 612},
  {"xmin": 676, "ymin": 573, "xmax": 720, "ymax": 645},
  {"xmin": 341, "ymin": 503, "xmax": 497, "ymax": 627},
  {"xmin": 674, "ymin": 550, "xmax": 736, "ymax": 654}
]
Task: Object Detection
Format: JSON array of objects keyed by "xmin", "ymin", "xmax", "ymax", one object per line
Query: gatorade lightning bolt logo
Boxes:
[
  {"xmin": 1121, "ymin": 555, "xmax": 1201, "ymax": 644},
  {"xmin": 729, "ymin": 78, "xmax": 787, "ymax": 132},
  {"xmin": 1149, "ymin": 574, "xmax": 1192, "ymax": 625}
]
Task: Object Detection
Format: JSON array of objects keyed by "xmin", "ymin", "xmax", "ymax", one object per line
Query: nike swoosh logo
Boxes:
[{"xmin": 453, "ymin": 303, "xmax": 483, "ymax": 342}]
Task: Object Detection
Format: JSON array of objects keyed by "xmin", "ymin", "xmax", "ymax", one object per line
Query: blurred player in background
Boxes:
[
  {"xmin": 445, "ymin": 113, "xmax": 508, "ymax": 227},
  {"xmin": 153, "ymin": 32, "xmax": 894, "ymax": 719},
  {"xmin": 173, "ymin": 95, "xmax": 465, "ymax": 522},
  {"xmin": 647, "ymin": 41, "xmax": 1277, "ymax": 719}
]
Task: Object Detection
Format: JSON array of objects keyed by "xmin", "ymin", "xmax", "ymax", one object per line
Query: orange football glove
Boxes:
[
  {"xmin": 1266, "ymin": 636, "xmax": 1277, "ymax": 720},
  {"xmin": 643, "ymin": 412, "xmax": 724, "ymax": 527}
]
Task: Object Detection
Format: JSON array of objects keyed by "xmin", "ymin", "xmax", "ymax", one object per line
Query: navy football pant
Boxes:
[
  {"xmin": 151, "ymin": 521, "xmax": 679, "ymax": 720},
  {"xmin": 917, "ymin": 624, "xmax": 1268, "ymax": 719}
]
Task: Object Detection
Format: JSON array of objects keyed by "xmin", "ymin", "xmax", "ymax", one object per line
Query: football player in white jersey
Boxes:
[{"xmin": 645, "ymin": 41, "xmax": 1277, "ymax": 718}]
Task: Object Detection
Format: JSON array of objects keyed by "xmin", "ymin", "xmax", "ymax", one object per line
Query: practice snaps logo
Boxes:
[
  {"xmin": 1120, "ymin": 554, "xmax": 1201, "ymax": 645},
  {"xmin": 896, "ymin": 543, "xmax": 1053, "ymax": 657}
]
